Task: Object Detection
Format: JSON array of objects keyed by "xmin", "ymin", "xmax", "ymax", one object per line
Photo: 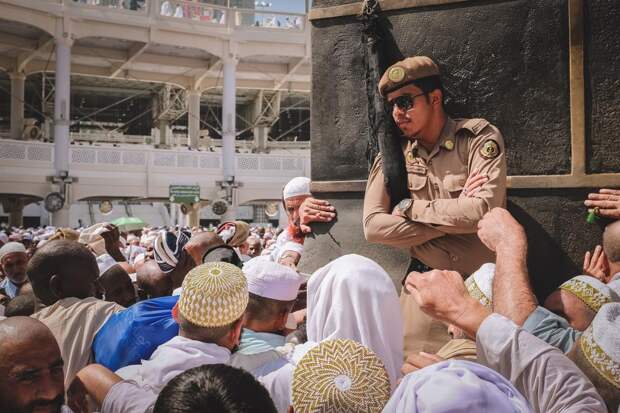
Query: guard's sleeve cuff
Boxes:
[{"xmin": 408, "ymin": 199, "xmax": 430, "ymax": 221}]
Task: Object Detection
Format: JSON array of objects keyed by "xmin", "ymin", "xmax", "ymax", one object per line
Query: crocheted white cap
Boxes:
[
  {"xmin": 283, "ymin": 177, "xmax": 311, "ymax": 200},
  {"xmin": 0, "ymin": 242, "xmax": 26, "ymax": 262},
  {"xmin": 243, "ymin": 259, "xmax": 302, "ymax": 301}
]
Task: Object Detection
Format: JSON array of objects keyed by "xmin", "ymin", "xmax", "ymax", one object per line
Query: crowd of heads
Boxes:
[{"xmin": 0, "ymin": 181, "xmax": 619, "ymax": 413}]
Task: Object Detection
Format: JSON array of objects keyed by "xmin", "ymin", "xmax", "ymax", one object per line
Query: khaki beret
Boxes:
[{"xmin": 378, "ymin": 56, "xmax": 440, "ymax": 97}]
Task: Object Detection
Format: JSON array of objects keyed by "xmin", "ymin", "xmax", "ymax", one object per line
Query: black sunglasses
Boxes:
[{"xmin": 390, "ymin": 92, "xmax": 426, "ymax": 111}]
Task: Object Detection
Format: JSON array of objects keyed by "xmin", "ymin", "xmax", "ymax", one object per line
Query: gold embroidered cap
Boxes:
[
  {"xmin": 379, "ymin": 56, "xmax": 440, "ymax": 97},
  {"xmin": 292, "ymin": 339, "xmax": 391, "ymax": 413},
  {"xmin": 178, "ymin": 262, "xmax": 248, "ymax": 327},
  {"xmin": 559, "ymin": 275, "xmax": 619, "ymax": 313},
  {"xmin": 579, "ymin": 303, "xmax": 620, "ymax": 389},
  {"xmin": 464, "ymin": 263, "xmax": 495, "ymax": 308}
]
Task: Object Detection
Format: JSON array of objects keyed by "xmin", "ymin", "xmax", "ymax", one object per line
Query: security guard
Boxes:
[{"xmin": 363, "ymin": 56, "xmax": 506, "ymax": 355}]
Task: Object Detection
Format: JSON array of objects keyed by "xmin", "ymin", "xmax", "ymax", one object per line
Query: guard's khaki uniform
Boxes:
[{"xmin": 363, "ymin": 116, "xmax": 506, "ymax": 355}]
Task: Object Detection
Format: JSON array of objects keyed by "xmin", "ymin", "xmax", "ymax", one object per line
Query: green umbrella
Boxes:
[{"xmin": 111, "ymin": 216, "xmax": 146, "ymax": 232}]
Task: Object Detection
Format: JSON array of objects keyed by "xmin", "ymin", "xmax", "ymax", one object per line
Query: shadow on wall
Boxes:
[{"xmin": 507, "ymin": 188, "xmax": 606, "ymax": 302}]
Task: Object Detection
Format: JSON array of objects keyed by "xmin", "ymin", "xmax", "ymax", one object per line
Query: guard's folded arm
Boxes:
[{"xmin": 363, "ymin": 155, "xmax": 444, "ymax": 248}]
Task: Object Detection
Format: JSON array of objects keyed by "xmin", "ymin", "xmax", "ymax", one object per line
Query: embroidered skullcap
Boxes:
[
  {"xmin": 96, "ymin": 254, "xmax": 118, "ymax": 277},
  {"xmin": 243, "ymin": 259, "xmax": 302, "ymax": 301},
  {"xmin": 464, "ymin": 263, "xmax": 495, "ymax": 307},
  {"xmin": 216, "ymin": 221, "xmax": 250, "ymax": 247},
  {"xmin": 178, "ymin": 262, "xmax": 248, "ymax": 327},
  {"xmin": 153, "ymin": 229, "xmax": 191, "ymax": 273},
  {"xmin": 292, "ymin": 339, "xmax": 391, "ymax": 413},
  {"xmin": 579, "ymin": 302, "xmax": 620, "ymax": 389},
  {"xmin": 559, "ymin": 275, "xmax": 619, "ymax": 313},
  {"xmin": 0, "ymin": 242, "xmax": 26, "ymax": 262},
  {"xmin": 283, "ymin": 177, "xmax": 311, "ymax": 200}
]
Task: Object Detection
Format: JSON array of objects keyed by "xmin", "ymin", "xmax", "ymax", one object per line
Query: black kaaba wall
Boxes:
[{"xmin": 302, "ymin": 0, "xmax": 620, "ymax": 300}]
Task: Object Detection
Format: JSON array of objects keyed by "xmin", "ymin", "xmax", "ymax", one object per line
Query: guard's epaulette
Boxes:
[{"xmin": 455, "ymin": 118, "xmax": 490, "ymax": 136}]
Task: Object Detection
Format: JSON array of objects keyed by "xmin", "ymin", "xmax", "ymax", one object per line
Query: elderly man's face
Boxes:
[
  {"xmin": 0, "ymin": 333, "xmax": 65, "ymax": 413},
  {"xmin": 1, "ymin": 252, "xmax": 28, "ymax": 285},
  {"xmin": 544, "ymin": 289, "xmax": 596, "ymax": 331},
  {"xmin": 284, "ymin": 195, "xmax": 309, "ymax": 228}
]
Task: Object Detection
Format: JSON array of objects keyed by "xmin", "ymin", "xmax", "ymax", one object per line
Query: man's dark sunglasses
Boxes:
[{"xmin": 390, "ymin": 92, "xmax": 426, "ymax": 111}]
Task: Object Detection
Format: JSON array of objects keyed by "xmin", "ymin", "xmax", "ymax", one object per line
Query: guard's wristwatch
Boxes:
[{"xmin": 398, "ymin": 198, "xmax": 413, "ymax": 214}]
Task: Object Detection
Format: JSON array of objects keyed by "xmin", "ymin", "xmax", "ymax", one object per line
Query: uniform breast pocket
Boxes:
[
  {"xmin": 408, "ymin": 173, "xmax": 428, "ymax": 193},
  {"xmin": 443, "ymin": 173, "xmax": 467, "ymax": 197}
]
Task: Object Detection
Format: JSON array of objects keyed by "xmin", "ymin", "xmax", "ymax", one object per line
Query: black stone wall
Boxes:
[
  {"xmin": 305, "ymin": 0, "xmax": 620, "ymax": 297},
  {"xmin": 584, "ymin": 0, "xmax": 620, "ymax": 174}
]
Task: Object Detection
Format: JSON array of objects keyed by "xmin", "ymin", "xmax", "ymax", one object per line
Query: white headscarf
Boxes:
[
  {"xmin": 306, "ymin": 254, "xmax": 403, "ymax": 389},
  {"xmin": 383, "ymin": 360, "xmax": 532, "ymax": 412}
]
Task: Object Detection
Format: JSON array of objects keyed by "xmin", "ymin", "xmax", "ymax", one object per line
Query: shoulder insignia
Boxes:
[
  {"xmin": 458, "ymin": 118, "xmax": 490, "ymax": 136},
  {"xmin": 480, "ymin": 139, "xmax": 500, "ymax": 159}
]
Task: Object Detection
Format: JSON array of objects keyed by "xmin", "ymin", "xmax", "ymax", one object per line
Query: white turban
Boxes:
[
  {"xmin": 282, "ymin": 177, "xmax": 311, "ymax": 200},
  {"xmin": 243, "ymin": 259, "xmax": 302, "ymax": 301},
  {"xmin": 383, "ymin": 360, "xmax": 532, "ymax": 412},
  {"xmin": 0, "ymin": 242, "xmax": 26, "ymax": 262}
]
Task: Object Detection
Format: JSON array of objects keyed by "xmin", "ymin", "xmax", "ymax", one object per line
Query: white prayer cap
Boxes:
[
  {"xmin": 283, "ymin": 177, "xmax": 311, "ymax": 200},
  {"xmin": 243, "ymin": 259, "xmax": 302, "ymax": 301},
  {"xmin": 559, "ymin": 275, "xmax": 620, "ymax": 312},
  {"xmin": 96, "ymin": 254, "xmax": 118, "ymax": 276},
  {"xmin": 464, "ymin": 263, "xmax": 495, "ymax": 307},
  {"xmin": 383, "ymin": 360, "xmax": 532, "ymax": 412},
  {"xmin": 579, "ymin": 302, "xmax": 620, "ymax": 389},
  {"xmin": 0, "ymin": 242, "xmax": 26, "ymax": 262}
]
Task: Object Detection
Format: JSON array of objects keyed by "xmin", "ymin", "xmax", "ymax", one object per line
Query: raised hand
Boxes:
[{"xmin": 584, "ymin": 188, "xmax": 620, "ymax": 220}]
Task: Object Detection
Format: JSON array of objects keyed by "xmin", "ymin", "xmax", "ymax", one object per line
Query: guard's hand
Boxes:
[
  {"xmin": 391, "ymin": 204, "xmax": 406, "ymax": 217},
  {"xmin": 460, "ymin": 170, "xmax": 488, "ymax": 198},
  {"xmin": 477, "ymin": 208, "xmax": 526, "ymax": 252},
  {"xmin": 299, "ymin": 197, "xmax": 336, "ymax": 233},
  {"xmin": 584, "ymin": 188, "xmax": 620, "ymax": 220},
  {"xmin": 404, "ymin": 270, "xmax": 470, "ymax": 325},
  {"xmin": 401, "ymin": 352, "xmax": 444, "ymax": 375},
  {"xmin": 583, "ymin": 245, "xmax": 609, "ymax": 282}
]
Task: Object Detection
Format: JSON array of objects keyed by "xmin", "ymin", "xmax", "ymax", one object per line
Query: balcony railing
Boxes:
[{"xmin": 62, "ymin": 0, "xmax": 307, "ymax": 31}]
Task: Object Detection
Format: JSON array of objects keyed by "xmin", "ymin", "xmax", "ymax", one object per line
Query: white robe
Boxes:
[
  {"xmin": 117, "ymin": 335, "xmax": 231, "ymax": 395},
  {"xmin": 260, "ymin": 254, "xmax": 404, "ymax": 412}
]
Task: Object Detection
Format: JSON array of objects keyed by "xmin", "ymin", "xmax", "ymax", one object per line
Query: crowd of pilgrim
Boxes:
[{"xmin": 0, "ymin": 177, "xmax": 619, "ymax": 413}]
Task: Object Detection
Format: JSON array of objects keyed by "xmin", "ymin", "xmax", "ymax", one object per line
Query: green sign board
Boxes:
[{"xmin": 169, "ymin": 185, "xmax": 200, "ymax": 204}]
